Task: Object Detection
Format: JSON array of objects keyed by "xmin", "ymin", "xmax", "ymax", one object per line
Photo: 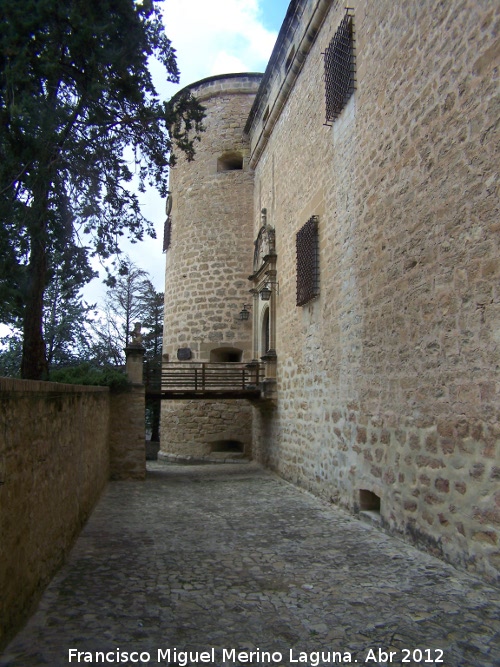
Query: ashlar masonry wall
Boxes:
[{"xmin": 249, "ymin": 0, "xmax": 499, "ymax": 582}]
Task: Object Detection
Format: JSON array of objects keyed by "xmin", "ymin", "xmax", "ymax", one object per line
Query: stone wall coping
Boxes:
[
  {"xmin": 245, "ymin": 0, "xmax": 302, "ymax": 133},
  {"xmin": 170, "ymin": 73, "xmax": 263, "ymax": 106},
  {"xmin": 245, "ymin": 0, "xmax": 332, "ymax": 167},
  {"xmin": 0, "ymin": 377, "xmax": 109, "ymax": 394}
]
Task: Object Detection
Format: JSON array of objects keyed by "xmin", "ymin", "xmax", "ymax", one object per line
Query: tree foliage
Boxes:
[
  {"xmin": 90, "ymin": 256, "xmax": 153, "ymax": 365},
  {"xmin": 49, "ymin": 363, "xmax": 128, "ymax": 389},
  {"xmin": 0, "ymin": 256, "xmax": 164, "ymax": 387},
  {"xmin": 141, "ymin": 287, "xmax": 163, "ymax": 441},
  {"xmin": 43, "ymin": 257, "xmax": 96, "ymax": 366},
  {"xmin": 141, "ymin": 287, "xmax": 164, "ymax": 359},
  {"xmin": 0, "ymin": 334, "xmax": 22, "ymax": 378},
  {"xmin": 0, "ymin": 0, "xmax": 204, "ymax": 379},
  {"xmin": 0, "ymin": 259, "xmax": 96, "ymax": 376}
]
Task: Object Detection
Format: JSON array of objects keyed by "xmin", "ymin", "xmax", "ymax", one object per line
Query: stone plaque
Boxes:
[{"xmin": 177, "ymin": 347, "xmax": 192, "ymax": 360}]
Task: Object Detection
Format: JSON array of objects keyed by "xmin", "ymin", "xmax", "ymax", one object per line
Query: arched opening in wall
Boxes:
[
  {"xmin": 217, "ymin": 151, "xmax": 243, "ymax": 172},
  {"xmin": 210, "ymin": 439, "xmax": 244, "ymax": 453},
  {"xmin": 261, "ymin": 307, "xmax": 270, "ymax": 355},
  {"xmin": 359, "ymin": 489, "xmax": 382, "ymax": 525},
  {"xmin": 210, "ymin": 347, "xmax": 243, "ymax": 363},
  {"xmin": 360, "ymin": 489, "xmax": 380, "ymax": 511}
]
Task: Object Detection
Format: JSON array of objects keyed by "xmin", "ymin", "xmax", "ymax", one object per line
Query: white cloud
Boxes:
[
  {"xmin": 210, "ymin": 51, "xmax": 249, "ymax": 76},
  {"xmin": 83, "ymin": 0, "xmax": 279, "ymax": 307},
  {"xmin": 159, "ymin": 0, "xmax": 276, "ymax": 89}
]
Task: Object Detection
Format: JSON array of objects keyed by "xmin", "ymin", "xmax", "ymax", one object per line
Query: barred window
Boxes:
[
  {"xmin": 323, "ymin": 9, "xmax": 355, "ymax": 125},
  {"xmin": 163, "ymin": 194, "xmax": 173, "ymax": 252},
  {"xmin": 296, "ymin": 216, "xmax": 319, "ymax": 306}
]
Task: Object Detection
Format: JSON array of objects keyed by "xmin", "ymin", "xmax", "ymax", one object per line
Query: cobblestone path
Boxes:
[{"xmin": 1, "ymin": 461, "xmax": 499, "ymax": 667}]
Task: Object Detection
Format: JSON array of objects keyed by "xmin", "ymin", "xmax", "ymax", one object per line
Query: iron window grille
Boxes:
[
  {"xmin": 296, "ymin": 215, "xmax": 320, "ymax": 306},
  {"xmin": 323, "ymin": 9, "xmax": 355, "ymax": 125}
]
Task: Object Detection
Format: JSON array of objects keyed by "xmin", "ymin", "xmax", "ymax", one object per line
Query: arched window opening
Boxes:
[{"xmin": 217, "ymin": 151, "xmax": 243, "ymax": 172}]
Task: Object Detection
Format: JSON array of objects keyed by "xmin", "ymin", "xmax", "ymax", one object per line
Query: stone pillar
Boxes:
[
  {"xmin": 125, "ymin": 343, "xmax": 145, "ymax": 385},
  {"xmin": 109, "ymin": 343, "xmax": 146, "ymax": 480}
]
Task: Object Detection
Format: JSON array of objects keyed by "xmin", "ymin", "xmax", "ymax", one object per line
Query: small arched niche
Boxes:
[
  {"xmin": 210, "ymin": 347, "xmax": 243, "ymax": 363},
  {"xmin": 217, "ymin": 151, "xmax": 243, "ymax": 172},
  {"xmin": 359, "ymin": 489, "xmax": 381, "ymax": 512},
  {"xmin": 210, "ymin": 439, "xmax": 243, "ymax": 453}
]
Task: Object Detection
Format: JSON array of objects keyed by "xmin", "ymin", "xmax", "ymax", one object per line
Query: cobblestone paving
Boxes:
[{"xmin": 1, "ymin": 461, "xmax": 499, "ymax": 667}]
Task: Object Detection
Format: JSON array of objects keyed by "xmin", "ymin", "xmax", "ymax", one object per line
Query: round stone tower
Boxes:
[{"xmin": 160, "ymin": 73, "xmax": 262, "ymax": 460}]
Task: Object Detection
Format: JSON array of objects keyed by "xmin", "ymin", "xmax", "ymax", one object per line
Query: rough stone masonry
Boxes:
[{"xmin": 161, "ymin": 0, "xmax": 500, "ymax": 584}]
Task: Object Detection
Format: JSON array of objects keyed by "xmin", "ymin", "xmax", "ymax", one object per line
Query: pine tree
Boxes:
[
  {"xmin": 0, "ymin": 0, "xmax": 204, "ymax": 378},
  {"xmin": 141, "ymin": 286, "xmax": 164, "ymax": 442}
]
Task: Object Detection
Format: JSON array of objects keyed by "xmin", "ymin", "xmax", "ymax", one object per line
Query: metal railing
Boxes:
[{"xmin": 145, "ymin": 362, "xmax": 263, "ymax": 397}]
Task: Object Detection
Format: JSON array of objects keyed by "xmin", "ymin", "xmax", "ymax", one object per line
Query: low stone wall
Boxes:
[
  {"xmin": 109, "ymin": 385, "xmax": 146, "ymax": 480},
  {"xmin": 0, "ymin": 378, "xmax": 145, "ymax": 649}
]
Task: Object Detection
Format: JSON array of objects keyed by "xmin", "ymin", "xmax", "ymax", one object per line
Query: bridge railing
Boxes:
[{"xmin": 145, "ymin": 361, "xmax": 263, "ymax": 395}]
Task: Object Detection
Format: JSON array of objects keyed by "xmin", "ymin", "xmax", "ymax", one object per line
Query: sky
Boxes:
[{"xmin": 84, "ymin": 0, "xmax": 290, "ymax": 308}]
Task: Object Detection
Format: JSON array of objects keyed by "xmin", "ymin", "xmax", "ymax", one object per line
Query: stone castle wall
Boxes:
[
  {"xmin": 0, "ymin": 380, "xmax": 110, "ymax": 648},
  {"xmin": 249, "ymin": 0, "xmax": 499, "ymax": 582},
  {"xmin": 0, "ymin": 376, "xmax": 146, "ymax": 649},
  {"xmin": 161, "ymin": 75, "xmax": 262, "ymax": 458}
]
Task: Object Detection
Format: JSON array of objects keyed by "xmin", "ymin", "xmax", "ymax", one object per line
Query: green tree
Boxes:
[
  {"xmin": 43, "ymin": 265, "xmax": 96, "ymax": 367},
  {"xmin": 0, "ymin": 256, "xmax": 96, "ymax": 376},
  {"xmin": 0, "ymin": 0, "xmax": 204, "ymax": 379},
  {"xmin": 90, "ymin": 256, "xmax": 151, "ymax": 364},
  {"xmin": 142, "ymin": 286, "xmax": 163, "ymax": 441},
  {"xmin": 87, "ymin": 310, "xmax": 126, "ymax": 367},
  {"xmin": 142, "ymin": 285, "xmax": 164, "ymax": 360},
  {"xmin": 0, "ymin": 334, "xmax": 22, "ymax": 378}
]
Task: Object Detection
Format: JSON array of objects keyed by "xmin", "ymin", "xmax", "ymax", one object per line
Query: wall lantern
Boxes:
[
  {"xmin": 259, "ymin": 285, "xmax": 272, "ymax": 301},
  {"xmin": 259, "ymin": 282, "xmax": 278, "ymax": 301},
  {"xmin": 239, "ymin": 304, "xmax": 251, "ymax": 320}
]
